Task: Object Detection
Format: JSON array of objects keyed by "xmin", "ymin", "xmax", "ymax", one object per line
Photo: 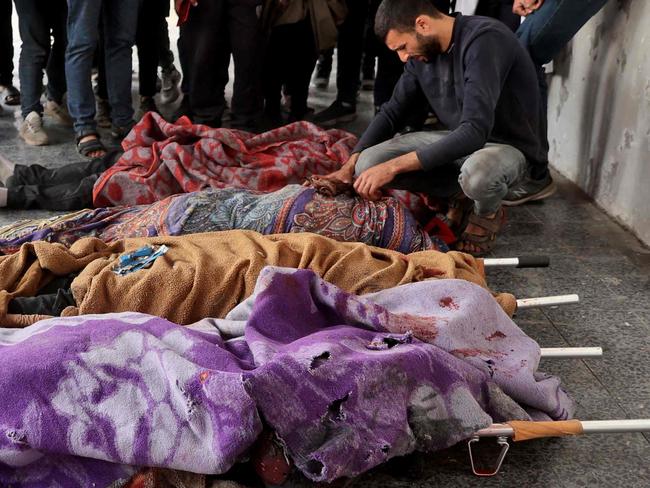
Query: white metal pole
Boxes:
[
  {"xmin": 483, "ymin": 258, "xmax": 520, "ymax": 267},
  {"xmin": 540, "ymin": 347, "xmax": 602, "ymax": 358},
  {"xmin": 517, "ymin": 294, "xmax": 580, "ymax": 309},
  {"xmin": 483, "ymin": 256, "xmax": 550, "ymax": 268},
  {"xmin": 475, "ymin": 419, "xmax": 650, "ymax": 438}
]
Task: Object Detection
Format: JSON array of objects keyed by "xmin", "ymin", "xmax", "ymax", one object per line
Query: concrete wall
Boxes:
[{"xmin": 547, "ymin": 0, "xmax": 650, "ymax": 246}]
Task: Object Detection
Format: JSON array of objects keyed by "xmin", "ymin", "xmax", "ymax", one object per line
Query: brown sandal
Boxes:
[
  {"xmin": 446, "ymin": 193, "xmax": 474, "ymax": 235},
  {"xmin": 455, "ymin": 207, "xmax": 506, "ymax": 256}
]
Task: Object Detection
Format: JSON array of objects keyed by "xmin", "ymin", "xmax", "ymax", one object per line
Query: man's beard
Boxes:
[{"xmin": 415, "ymin": 32, "xmax": 444, "ymax": 59}]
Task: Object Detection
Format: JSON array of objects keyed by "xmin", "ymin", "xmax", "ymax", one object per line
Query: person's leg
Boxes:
[
  {"xmin": 8, "ymin": 277, "xmax": 76, "ymax": 316},
  {"xmin": 355, "ymin": 131, "xmax": 462, "ymax": 198},
  {"xmin": 5, "ymin": 151, "xmax": 121, "ymax": 210},
  {"xmin": 227, "ymin": 0, "xmax": 264, "ymax": 129},
  {"xmin": 102, "ymin": 0, "xmax": 140, "ymax": 133},
  {"xmin": 516, "ymin": 0, "xmax": 610, "ymax": 66},
  {"xmin": 335, "ymin": 0, "xmax": 369, "ymax": 105},
  {"xmin": 262, "ymin": 25, "xmax": 286, "ymax": 121},
  {"xmin": 455, "ymin": 144, "xmax": 527, "ymax": 254},
  {"xmin": 136, "ymin": 0, "xmax": 159, "ymax": 99},
  {"xmin": 65, "ymin": 0, "xmax": 102, "ymax": 135},
  {"xmin": 14, "ymin": 0, "xmax": 51, "ymax": 119},
  {"xmin": 181, "ymin": 0, "xmax": 229, "ymax": 126},
  {"xmin": 44, "ymin": 0, "xmax": 69, "ymax": 105},
  {"xmin": 459, "ymin": 144, "xmax": 527, "ymax": 216},
  {"xmin": 311, "ymin": 0, "xmax": 370, "ymax": 126},
  {"xmin": 374, "ymin": 44, "xmax": 404, "ymax": 108},
  {"xmin": 0, "ymin": 0, "xmax": 15, "ymax": 88},
  {"xmin": 313, "ymin": 48, "xmax": 334, "ymax": 89},
  {"xmin": 285, "ymin": 19, "xmax": 318, "ymax": 121}
]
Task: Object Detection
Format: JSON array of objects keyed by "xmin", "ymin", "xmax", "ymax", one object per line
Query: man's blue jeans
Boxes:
[
  {"xmin": 516, "ymin": 0, "xmax": 610, "ymax": 66},
  {"xmin": 65, "ymin": 0, "xmax": 141, "ymax": 134},
  {"xmin": 15, "ymin": 0, "xmax": 68, "ymax": 118}
]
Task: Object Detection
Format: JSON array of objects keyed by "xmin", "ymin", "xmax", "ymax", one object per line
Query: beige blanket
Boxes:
[{"xmin": 0, "ymin": 230, "xmax": 515, "ymax": 326}]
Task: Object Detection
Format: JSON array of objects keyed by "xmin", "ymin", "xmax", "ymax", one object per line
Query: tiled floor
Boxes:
[{"xmin": 1, "ymin": 19, "xmax": 649, "ymax": 487}]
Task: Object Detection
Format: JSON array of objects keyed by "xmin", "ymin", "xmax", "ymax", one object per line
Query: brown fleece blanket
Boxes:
[{"xmin": 0, "ymin": 230, "xmax": 516, "ymax": 327}]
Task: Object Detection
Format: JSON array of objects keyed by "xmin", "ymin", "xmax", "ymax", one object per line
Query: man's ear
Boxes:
[{"xmin": 414, "ymin": 15, "xmax": 431, "ymax": 34}]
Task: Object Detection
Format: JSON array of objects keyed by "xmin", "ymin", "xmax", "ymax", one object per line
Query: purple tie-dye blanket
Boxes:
[{"xmin": 0, "ymin": 267, "xmax": 573, "ymax": 487}]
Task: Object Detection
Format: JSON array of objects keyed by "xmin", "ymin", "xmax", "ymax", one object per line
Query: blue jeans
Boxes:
[
  {"xmin": 516, "ymin": 0, "xmax": 610, "ymax": 66},
  {"xmin": 355, "ymin": 131, "xmax": 528, "ymax": 216},
  {"xmin": 14, "ymin": 0, "xmax": 68, "ymax": 118},
  {"xmin": 65, "ymin": 0, "xmax": 141, "ymax": 134}
]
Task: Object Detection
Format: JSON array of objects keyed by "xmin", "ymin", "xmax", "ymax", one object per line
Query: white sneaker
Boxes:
[
  {"xmin": 44, "ymin": 99, "xmax": 73, "ymax": 127},
  {"xmin": 19, "ymin": 111, "xmax": 49, "ymax": 146}
]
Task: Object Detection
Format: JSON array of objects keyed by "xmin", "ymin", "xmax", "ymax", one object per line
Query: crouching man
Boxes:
[{"xmin": 325, "ymin": 0, "xmax": 550, "ymax": 255}]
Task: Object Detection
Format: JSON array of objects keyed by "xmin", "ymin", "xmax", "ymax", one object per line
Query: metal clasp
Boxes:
[{"xmin": 467, "ymin": 435, "xmax": 510, "ymax": 476}]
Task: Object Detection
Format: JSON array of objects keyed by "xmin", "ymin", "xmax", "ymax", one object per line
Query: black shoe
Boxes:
[
  {"xmin": 311, "ymin": 100, "xmax": 356, "ymax": 127},
  {"xmin": 135, "ymin": 96, "xmax": 160, "ymax": 120},
  {"xmin": 110, "ymin": 120, "xmax": 136, "ymax": 140},
  {"xmin": 503, "ymin": 172, "xmax": 557, "ymax": 206}
]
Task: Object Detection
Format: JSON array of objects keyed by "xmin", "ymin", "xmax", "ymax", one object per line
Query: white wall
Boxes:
[{"xmin": 547, "ymin": 0, "xmax": 650, "ymax": 245}]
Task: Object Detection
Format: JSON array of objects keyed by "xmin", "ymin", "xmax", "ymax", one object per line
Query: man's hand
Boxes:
[
  {"xmin": 353, "ymin": 162, "xmax": 396, "ymax": 200},
  {"xmin": 513, "ymin": 0, "xmax": 544, "ymax": 16},
  {"xmin": 319, "ymin": 153, "xmax": 359, "ymax": 185},
  {"xmin": 353, "ymin": 151, "xmax": 423, "ymax": 201}
]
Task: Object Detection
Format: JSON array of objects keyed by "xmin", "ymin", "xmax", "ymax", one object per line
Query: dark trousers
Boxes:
[
  {"xmin": 8, "ymin": 275, "xmax": 76, "ymax": 316},
  {"xmin": 136, "ymin": 0, "xmax": 173, "ymax": 97},
  {"xmin": 263, "ymin": 19, "xmax": 317, "ymax": 120},
  {"xmin": 335, "ymin": 0, "xmax": 370, "ymax": 105},
  {"xmin": 179, "ymin": 0, "xmax": 263, "ymax": 126},
  {"xmin": 0, "ymin": 0, "xmax": 14, "ymax": 86},
  {"xmin": 6, "ymin": 150, "xmax": 121, "ymax": 211},
  {"xmin": 14, "ymin": 0, "xmax": 68, "ymax": 117}
]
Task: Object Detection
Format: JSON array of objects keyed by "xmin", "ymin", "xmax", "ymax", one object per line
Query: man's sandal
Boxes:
[
  {"xmin": 455, "ymin": 207, "xmax": 507, "ymax": 256},
  {"xmin": 76, "ymin": 133, "xmax": 107, "ymax": 160},
  {"xmin": 446, "ymin": 193, "xmax": 474, "ymax": 236}
]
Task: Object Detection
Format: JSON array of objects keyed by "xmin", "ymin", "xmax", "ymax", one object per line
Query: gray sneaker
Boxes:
[
  {"xmin": 44, "ymin": 99, "xmax": 73, "ymax": 127},
  {"xmin": 503, "ymin": 173, "xmax": 556, "ymax": 206},
  {"xmin": 19, "ymin": 111, "xmax": 49, "ymax": 146},
  {"xmin": 160, "ymin": 67, "xmax": 181, "ymax": 104}
]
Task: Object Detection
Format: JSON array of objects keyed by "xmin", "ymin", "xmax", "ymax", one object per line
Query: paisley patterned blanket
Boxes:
[
  {"xmin": 0, "ymin": 185, "xmax": 447, "ymax": 255},
  {"xmin": 0, "ymin": 267, "xmax": 573, "ymax": 487}
]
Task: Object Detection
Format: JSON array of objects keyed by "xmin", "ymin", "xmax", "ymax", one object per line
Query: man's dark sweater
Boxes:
[{"xmin": 354, "ymin": 14, "xmax": 548, "ymax": 174}]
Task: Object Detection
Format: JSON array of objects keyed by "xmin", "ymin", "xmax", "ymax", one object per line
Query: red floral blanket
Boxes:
[{"xmin": 92, "ymin": 113, "xmax": 357, "ymax": 207}]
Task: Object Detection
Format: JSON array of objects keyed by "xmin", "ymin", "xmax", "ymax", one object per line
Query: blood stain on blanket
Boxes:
[
  {"xmin": 439, "ymin": 296, "xmax": 459, "ymax": 310},
  {"xmin": 451, "ymin": 348, "xmax": 506, "ymax": 359},
  {"xmin": 486, "ymin": 331, "xmax": 507, "ymax": 341},
  {"xmin": 388, "ymin": 313, "xmax": 439, "ymax": 342}
]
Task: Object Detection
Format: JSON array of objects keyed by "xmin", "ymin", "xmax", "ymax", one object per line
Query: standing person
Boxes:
[
  {"xmin": 262, "ymin": 0, "xmax": 346, "ymax": 125},
  {"xmin": 311, "ymin": 0, "xmax": 371, "ymax": 126},
  {"xmin": 322, "ymin": 0, "xmax": 548, "ymax": 256},
  {"xmin": 65, "ymin": 0, "xmax": 141, "ymax": 159},
  {"xmin": 0, "ymin": 0, "xmax": 20, "ymax": 107},
  {"xmin": 503, "ymin": 0, "xmax": 610, "ymax": 205},
  {"xmin": 135, "ymin": 0, "xmax": 164, "ymax": 119},
  {"xmin": 14, "ymin": 0, "xmax": 71, "ymax": 146},
  {"xmin": 177, "ymin": 0, "xmax": 264, "ymax": 130},
  {"xmin": 158, "ymin": 0, "xmax": 182, "ymax": 105}
]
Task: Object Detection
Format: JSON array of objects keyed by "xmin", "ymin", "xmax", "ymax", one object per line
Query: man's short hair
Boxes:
[{"xmin": 375, "ymin": 0, "xmax": 443, "ymax": 41}]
